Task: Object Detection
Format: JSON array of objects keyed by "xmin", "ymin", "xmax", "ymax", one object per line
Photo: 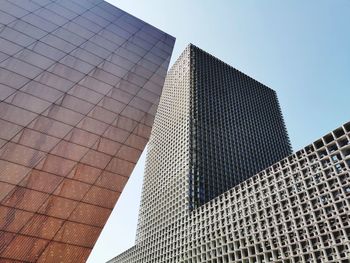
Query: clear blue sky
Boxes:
[{"xmin": 87, "ymin": 1, "xmax": 350, "ymax": 262}]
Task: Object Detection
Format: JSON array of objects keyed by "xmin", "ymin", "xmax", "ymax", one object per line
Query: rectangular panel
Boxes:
[
  {"xmin": 1, "ymin": 187, "xmax": 49, "ymax": 212},
  {"xmin": 0, "ymin": 120, "xmax": 22, "ymax": 141},
  {"xmin": 37, "ymin": 196, "xmax": 78, "ymax": 220},
  {"xmin": 69, "ymin": 203, "xmax": 111, "ymax": 227},
  {"xmin": 83, "ymin": 186, "xmax": 120, "ymax": 208},
  {"xmin": 105, "ymin": 157, "xmax": 135, "ymax": 176},
  {"xmin": 1, "ymin": 235, "xmax": 48, "ymax": 262},
  {"xmin": 0, "ymin": 206, "xmax": 33, "ymax": 232},
  {"xmin": 20, "ymin": 214, "xmax": 64, "ymax": 240},
  {"xmin": 37, "ymin": 242, "xmax": 91, "ymax": 263},
  {"xmin": 21, "ymin": 81, "xmax": 63, "ymax": 103},
  {"xmin": 53, "ymin": 178, "xmax": 91, "ymax": 201},
  {"xmin": 54, "ymin": 221, "xmax": 101, "ymax": 247},
  {"xmin": 20, "ymin": 170, "xmax": 62, "ymax": 193},
  {"xmin": 0, "ymin": 160, "xmax": 30, "ymax": 185},
  {"xmin": 95, "ymin": 171, "xmax": 127, "ymax": 192},
  {"xmin": 12, "ymin": 129, "xmax": 60, "ymax": 152}
]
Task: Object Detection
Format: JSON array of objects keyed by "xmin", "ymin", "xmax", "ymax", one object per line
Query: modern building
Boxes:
[
  {"xmin": 109, "ymin": 45, "xmax": 350, "ymax": 263},
  {"xmin": 0, "ymin": 0, "xmax": 174, "ymax": 262}
]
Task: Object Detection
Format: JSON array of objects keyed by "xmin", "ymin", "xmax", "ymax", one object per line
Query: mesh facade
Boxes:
[
  {"xmin": 189, "ymin": 45, "xmax": 291, "ymax": 208},
  {"xmin": 0, "ymin": 0, "xmax": 175, "ymax": 262},
  {"xmin": 111, "ymin": 121, "xmax": 350, "ymax": 263},
  {"xmin": 109, "ymin": 45, "xmax": 298, "ymax": 262}
]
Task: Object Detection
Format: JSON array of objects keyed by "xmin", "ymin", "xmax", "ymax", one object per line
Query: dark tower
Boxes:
[
  {"xmin": 189, "ymin": 45, "xmax": 291, "ymax": 208},
  {"xmin": 111, "ymin": 44, "xmax": 295, "ymax": 263}
]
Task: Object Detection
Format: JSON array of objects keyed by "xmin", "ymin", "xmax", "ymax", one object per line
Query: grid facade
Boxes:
[
  {"xmin": 189, "ymin": 45, "xmax": 291, "ymax": 208},
  {"xmin": 0, "ymin": 0, "xmax": 175, "ymax": 262},
  {"xmin": 109, "ymin": 45, "xmax": 350, "ymax": 263},
  {"xmin": 111, "ymin": 121, "xmax": 350, "ymax": 263},
  {"xmin": 184, "ymin": 122, "xmax": 350, "ymax": 263}
]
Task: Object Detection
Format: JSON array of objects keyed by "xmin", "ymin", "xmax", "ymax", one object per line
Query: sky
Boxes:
[{"xmin": 87, "ymin": 1, "xmax": 350, "ymax": 262}]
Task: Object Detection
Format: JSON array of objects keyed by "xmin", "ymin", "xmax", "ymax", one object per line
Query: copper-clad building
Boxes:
[{"xmin": 0, "ymin": 0, "xmax": 175, "ymax": 261}]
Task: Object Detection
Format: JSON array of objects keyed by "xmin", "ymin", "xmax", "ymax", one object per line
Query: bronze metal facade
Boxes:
[{"xmin": 0, "ymin": 0, "xmax": 174, "ymax": 262}]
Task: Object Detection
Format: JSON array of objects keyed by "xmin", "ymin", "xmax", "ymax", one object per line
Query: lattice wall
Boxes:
[{"xmin": 109, "ymin": 45, "xmax": 350, "ymax": 263}]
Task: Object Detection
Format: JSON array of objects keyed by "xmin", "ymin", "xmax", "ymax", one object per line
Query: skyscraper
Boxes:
[
  {"xmin": 110, "ymin": 44, "xmax": 350, "ymax": 262},
  {"xmin": 188, "ymin": 45, "xmax": 291, "ymax": 208},
  {"xmin": 110, "ymin": 45, "xmax": 291, "ymax": 262},
  {"xmin": 0, "ymin": 0, "xmax": 174, "ymax": 262}
]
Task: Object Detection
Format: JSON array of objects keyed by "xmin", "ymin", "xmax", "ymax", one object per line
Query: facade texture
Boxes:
[
  {"xmin": 0, "ymin": 0, "xmax": 174, "ymax": 262},
  {"xmin": 189, "ymin": 45, "xmax": 291, "ymax": 208},
  {"xmin": 109, "ymin": 45, "xmax": 350, "ymax": 263},
  {"xmin": 112, "ymin": 120, "xmax": 350, "ymax": 263}
]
